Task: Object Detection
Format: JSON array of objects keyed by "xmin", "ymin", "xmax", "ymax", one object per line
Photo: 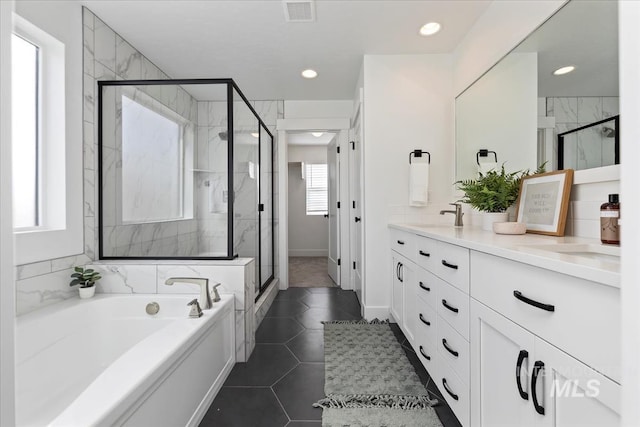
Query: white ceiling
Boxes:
[
  {"xmin": 288, "ymin": 131, "xmax": 336, "ymax": 146},
  {"xmin": 81, "ymin": 0, "xmax": 491, "ymax": 100}
]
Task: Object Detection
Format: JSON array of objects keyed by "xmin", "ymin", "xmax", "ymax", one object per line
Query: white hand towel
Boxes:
[
  {"xmin": 478, "ymin": 162, "xmax": 498, "ymax": 176},
  {"xmin": 409, "ymin": 163, "xmax": 429, "ymax": 206}
]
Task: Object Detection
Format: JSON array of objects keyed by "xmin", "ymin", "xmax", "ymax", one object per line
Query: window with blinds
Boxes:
[{"xmin": 305, "ymin": 163, "xmax": 328, "ymax": 215}]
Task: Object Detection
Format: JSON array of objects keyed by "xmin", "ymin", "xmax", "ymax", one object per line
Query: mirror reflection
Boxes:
[{"xmin": 455, "ymin": 0, "xmax": 619, "ymax": 181}]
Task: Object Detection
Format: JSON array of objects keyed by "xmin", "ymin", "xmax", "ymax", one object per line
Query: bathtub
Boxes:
[{"xmin": 16, "ymin": 293, "xmax": 235, "ymax": 427}]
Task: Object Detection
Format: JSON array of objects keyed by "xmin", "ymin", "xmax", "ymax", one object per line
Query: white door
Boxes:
[
  {"xmin": 390, "ymin": 254, "xmax": 405, "ymax": 327},
  {"xmin": 327, "ymin": 136, "xmax": 340, "ymax": 285},
  {"xmin": 535, "ymin": 338, "xmax": 621, "ymax": 427},
  {"xmin": 470, "ymin": 300, "xmax": 536, "ymax": 427},
  {"xmin": 350, "ymin": 103, "xmax": 363, "ymax": 302}
]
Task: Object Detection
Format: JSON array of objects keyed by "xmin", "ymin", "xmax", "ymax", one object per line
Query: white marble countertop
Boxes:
[{"xmin": 389, "ymin": 223, "xmax": 621, "ymax": 288}]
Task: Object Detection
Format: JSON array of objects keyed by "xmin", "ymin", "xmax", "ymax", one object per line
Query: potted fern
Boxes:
[
  {"xmin": 69, "ymin": 266, "xmax": 102, "ymax": 299},
  {"xmin": 456, "ymin": 164, "xmax": 545, "ymax": 231}
]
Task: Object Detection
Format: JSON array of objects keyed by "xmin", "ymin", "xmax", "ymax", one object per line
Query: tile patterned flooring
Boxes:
[
  {"xmin": 200, "ymin": 287, "xmax": 461, "ymax": 427},
  {"xmin": 288, "ymin": 257, "xmax": 337, "ymax": 288}
]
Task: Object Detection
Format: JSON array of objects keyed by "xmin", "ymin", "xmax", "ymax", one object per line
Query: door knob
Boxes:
[
  {"xmin": 323, "ymin": 214, "xmax": 329, "ymax": 218},
  {"xmin": 355, "ymin": 217, "xmax": 361, "ymax": 222}
]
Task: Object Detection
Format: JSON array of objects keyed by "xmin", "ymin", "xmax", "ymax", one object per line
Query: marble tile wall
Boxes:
[
  {"xmin": 546, "ymin": 97, "xmax": 619, "ymax": 170},
  {"xmin": 15, "ymin": 7, "xmax": 281, "ymax": 319}
]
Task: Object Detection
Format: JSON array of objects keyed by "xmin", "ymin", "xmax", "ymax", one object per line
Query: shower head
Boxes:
[
  {"xmin": 602, "ymin": 126, "xmax": 615, "ymax": 138},
  {"xmin": 218, "ymin": 131, "xmax": 228, "ymax": 141}
]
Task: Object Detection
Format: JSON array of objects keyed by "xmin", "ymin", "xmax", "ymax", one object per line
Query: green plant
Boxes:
[
  {"xmin": 69, "ymin": 266, "xmax": 101, "ymax": 288},
  {"xmin": 456, "ymin": 163, "xmax": 546, "ymax": 213}
]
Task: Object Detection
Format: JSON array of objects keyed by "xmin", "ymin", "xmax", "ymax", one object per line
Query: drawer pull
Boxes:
[
  {"xmin": 419, "ymin": 313, "xmax": 431, "ymax": 326},
  {"xmin": 441, "ymin": 299, "xmax": 459, "ymax": 313},
  {"xmin": 419, "ymin": 250, "xmax": 430, "ymax": 257},
  {"xmin": 397, "ymin": 240, "xmax": 405, "ymax": 245},
  {"xmin": 513, "ymin": 291, "xmax": 555, "ymax": 312},
  {"xmin": 442, "ymin": 338, "xmax": 459, "ymax": 357},
  {"xmin": 441, "ymin": 260, "xmax": 458, "ymax": 270},
  {"xmin": 419, "ymin": 282, "xmax": 430, "ymax": 292},
  {"xmin": 442, "ymin": 378, "xmax": 459, "ymax": 401},
  {"xmin": 531, "ymin": 361, "xmax": 545, "ymax": 415},
  {"xmin": 419, "ymin": 346, "xmax": 431, "ymax": 361},
  {"xmin": 516, "ymin": 350, "xmax": 529, "ymax": 401}
]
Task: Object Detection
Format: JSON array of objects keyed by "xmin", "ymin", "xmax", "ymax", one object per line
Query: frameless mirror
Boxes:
[{"xmin": 455, "ymin": 0, "xmax": 619, "ymax": 182}]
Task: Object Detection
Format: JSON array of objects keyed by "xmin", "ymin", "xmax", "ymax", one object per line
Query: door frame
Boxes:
[{"xmin": 277, "ymin": 118, "xmax": 350, "ymax": 290}]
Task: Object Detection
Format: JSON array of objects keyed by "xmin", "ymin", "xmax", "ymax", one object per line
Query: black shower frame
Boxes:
[
  {"xmin": 557, "ymin": 115, "xmax": 620, "ymax": 170},
  {"xmin": 97, "ymin": 78, "xmax": 275, "ymax": 295}
]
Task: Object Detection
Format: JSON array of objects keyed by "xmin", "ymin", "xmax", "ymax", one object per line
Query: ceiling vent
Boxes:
[{"xmin": 283, "ymin": 0, "xmax": 316, "ymax": 22}]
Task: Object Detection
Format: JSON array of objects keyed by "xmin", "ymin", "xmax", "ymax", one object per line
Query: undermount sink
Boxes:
[{"xmin": 516, "ymin": 243, "xmax": 620, "ymax": 263}]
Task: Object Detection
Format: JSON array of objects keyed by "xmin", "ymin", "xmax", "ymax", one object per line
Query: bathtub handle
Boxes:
[{"xmin": 187, "ymin": 299, "xmax": 203, "ymax": 318}]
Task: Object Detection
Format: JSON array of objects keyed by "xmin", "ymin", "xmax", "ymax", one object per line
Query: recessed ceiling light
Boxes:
[
  {"xmin": 301, "ymin": 69, "xmax": 318, "ymax": 79},
  {"xmin": 251, "ymin": 132, "xmax": 259, "ymax": 138},
  {"xmin": 419, "ymin": 22, "xmax": 441, "ymax": 36},
  {"xmin": 311, "ymin": 132, "xmax": 323, "ymax": 137},
  {"xmin": 553, "ymin": 65, "xmax": 575, "ymax": 76}
]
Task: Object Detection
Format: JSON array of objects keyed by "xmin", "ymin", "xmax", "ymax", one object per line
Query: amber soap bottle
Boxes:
[{"xmin": 600, "ymin": 194, "xmax": 620, "ymax": 245}]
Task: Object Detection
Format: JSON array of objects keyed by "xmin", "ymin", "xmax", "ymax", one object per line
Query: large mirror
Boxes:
[{"xmin": 455, "ymin": 0, "xmax": 619, "ymax": 182}]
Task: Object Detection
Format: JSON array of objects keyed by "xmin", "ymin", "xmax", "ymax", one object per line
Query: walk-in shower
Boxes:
[{"xmin": 97, "ymin": 79, "xmax": 274, "ymax": 296}]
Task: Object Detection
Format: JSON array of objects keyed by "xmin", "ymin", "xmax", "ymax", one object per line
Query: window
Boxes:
[
  {"xmin": 305, "ymin": 163, "xmax": 328, "ymax": 215},
  {"xmin": 121, "ymin": 94, "xmax": 184, "ymax": 222},
  {"xmin": 11, "ymin": 34, "xmax": 39, "ymax": 229}
]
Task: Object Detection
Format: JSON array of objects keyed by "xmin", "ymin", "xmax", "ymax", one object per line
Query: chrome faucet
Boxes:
[
  {"xmin": 440, "ymin": 203, "xmax": 464, "ymax": 227},
  {"xmin": 164, "ymin": 277, "xmax": 213, "ymax": 309}
]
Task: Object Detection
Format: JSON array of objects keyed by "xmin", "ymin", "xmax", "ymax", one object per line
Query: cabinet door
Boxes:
[
  {"xmin": 402, "ymin": 261, "xmax": 417, "ymax": 345},
  {"xmin": 470, "ymin": 300, "xmax": 535, "ymax": 427},
  {"xmin": 390, "ymin": 254, "xmax": 404, "ymax": 326},
  {"xmin": 534, "ymin": 338, "xmax": 620, "ymax": 427}
]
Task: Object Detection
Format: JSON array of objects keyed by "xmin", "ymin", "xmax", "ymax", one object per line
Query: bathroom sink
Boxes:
[{"xmin": 516, "ymin": 243, "xmax": 620, "ymax": 263}]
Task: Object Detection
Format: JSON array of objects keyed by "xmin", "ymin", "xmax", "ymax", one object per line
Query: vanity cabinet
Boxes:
[{"xmin": 388, "ymin": 224, "xmax": 621, "ymax": 427}]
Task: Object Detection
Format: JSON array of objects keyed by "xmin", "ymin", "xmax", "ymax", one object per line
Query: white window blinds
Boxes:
[{"xmin": 305, "ymin": 163, "xmax": 328, "ymax": 215}]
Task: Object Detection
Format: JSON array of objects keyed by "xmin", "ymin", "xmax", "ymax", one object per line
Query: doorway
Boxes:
[{"xmin": 286, "ymin": 131, "xmax": 338, "ymax": 288}]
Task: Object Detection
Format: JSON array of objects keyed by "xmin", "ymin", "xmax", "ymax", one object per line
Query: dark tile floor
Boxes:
[{"xmin": 200, "ymin": 287, "xmax": 461, "ymax": 427}]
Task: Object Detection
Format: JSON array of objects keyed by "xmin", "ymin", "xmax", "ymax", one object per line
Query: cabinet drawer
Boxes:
[
  {"xmin": 390, "ymin": 228, "xmax": 415, "ymax": 259},
  {"xmin": 413, "ymin": 335, "xmax": 439, "ymax": 379},
  {"xmin": 471, "ymin": 251, "xmax": 621, "ymax": 383},
  {"xmin": 435, "ymin": 241, "xmax": 470, "ymax": 294},
  {"xmin": 437, "ymin": 316, "xmax": 469, "ymax": 383},
  {"xmin": 436, "ymin": 352, "xmax": 469, "ymax": 427},
  {"xmin": 414, "ymin": 268, "xmax": 438, "ymax": 309},
  {"xmin": 414, "ymin": 235, "xmax": 438, "ymax": 272},
  {"xmin": 415, "ymin": 299, "xmax": 437, "ymax": 345},
  {"xmin": 437, "ymin": 280, "xmax": 469, "ymax": 340}
]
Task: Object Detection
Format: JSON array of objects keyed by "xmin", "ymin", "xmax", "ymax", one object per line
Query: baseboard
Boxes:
[
  {"xmin": 362, "ymin": 305, "xmax": 390, "ymax": 321},
  {"xmin": 289, "ymin": 250, "xmax": 328, "ymax": 257}
]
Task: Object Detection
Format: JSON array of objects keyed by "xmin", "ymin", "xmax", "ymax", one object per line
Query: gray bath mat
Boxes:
[{"xmin": 314, "ymin": 320, "xmax": 442, "ymax": 427}]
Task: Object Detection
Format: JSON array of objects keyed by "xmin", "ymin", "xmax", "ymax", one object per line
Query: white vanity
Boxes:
[{"xmin": 388, "ymin": 223, "xmax": 620, "ymax": 427}]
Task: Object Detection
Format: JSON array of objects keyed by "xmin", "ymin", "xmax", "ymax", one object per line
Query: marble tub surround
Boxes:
[
  {"xmin": 389, "ymin": 223, "xmax": 620, "ymax": 287},
  {"xmin": 87, "ymin": 259, "xmax": 256, "ymax": 361}
]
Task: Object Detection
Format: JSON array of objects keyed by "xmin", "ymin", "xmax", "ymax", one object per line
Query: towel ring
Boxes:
[
  {"xmin": 409, "ymin": 149, "xmax": 431, "ymax": 164},
  {"xmin": 476, "ymin": 149, "xmax": 497, "ymax": 165}
]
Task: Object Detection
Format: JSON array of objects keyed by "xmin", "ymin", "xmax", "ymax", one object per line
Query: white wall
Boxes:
[
  {"xmin": 0, "ymin": 1, "xmax": 16, "ymax": 423},
  {"xmin": 620, "ymin": 1, "xmax": 640, "ymax": 424},
  {"xmin": 452, "ymin": 0, "xmax": 565, "ymax": 96},
  {"xmin": 284, "ymin": 100, "xmax": 353, "ymax": 119},
  {"xmin": 287, "ymin": 145, "xmax": 329, "ymax": 257},
  {"xmin": 362, "ymin": 54, "xmax": 454, "ymax": 317}
]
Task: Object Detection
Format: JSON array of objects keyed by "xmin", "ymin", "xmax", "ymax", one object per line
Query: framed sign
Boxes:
[{"xmin": 515, "ymin": 169, "xmax": 574, "ymax": 236}]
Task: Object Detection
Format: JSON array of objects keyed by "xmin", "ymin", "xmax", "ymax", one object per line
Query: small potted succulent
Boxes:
[{"xmin": 69, "ymin": 266, "xmax": 101, "ymax": 299}]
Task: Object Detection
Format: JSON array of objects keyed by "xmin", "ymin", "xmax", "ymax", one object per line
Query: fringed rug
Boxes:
[{"xmin": 314, "ymin": 320, "xmax": 442, "ymax": 427}]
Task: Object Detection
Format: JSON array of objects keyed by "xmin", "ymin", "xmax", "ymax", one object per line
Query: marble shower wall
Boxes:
[
  {"xmin": 546, "ymin": 96, "xmax": 619, "ymax": 170},
  {"xmin": 14, "ymin": 7, "xmax": 281, "ymax": 316}
]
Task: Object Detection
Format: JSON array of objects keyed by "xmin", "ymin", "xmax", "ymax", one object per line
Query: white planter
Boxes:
[
  {"xmin": 482, "ymin": 212, "xmax": 509, "ymax": 231},
  {"xmin": 78, "ymin": 286, "xmax": 96, "ymax": 299}
]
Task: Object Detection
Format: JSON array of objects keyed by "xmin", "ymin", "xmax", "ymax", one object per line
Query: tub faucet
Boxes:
[
  {"xmin": 440, "ymin": 203, "xmax": 464, "ymax": 227},
  {"xmin": 164, "ymin": 277, "xmax": 212, "ymax": 309}
]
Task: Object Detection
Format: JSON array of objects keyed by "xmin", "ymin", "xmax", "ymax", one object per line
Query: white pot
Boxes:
[
  {"xmin": 79, "ymin": 286, "xmax": 96, "ymax": 299},
  {"xmin": 482, "ymin": 212, "xmax": 509, "ymax": 231}
]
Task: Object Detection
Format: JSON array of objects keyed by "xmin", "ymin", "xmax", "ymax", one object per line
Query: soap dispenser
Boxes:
[{"xmin": 600, "ymin": 194, "xmax": 620, "ymax": 245}]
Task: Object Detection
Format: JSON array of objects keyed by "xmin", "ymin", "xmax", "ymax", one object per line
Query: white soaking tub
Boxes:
[{"xmin": 16, "ymin": 294, "xmax": 235, "ymax": 427}]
